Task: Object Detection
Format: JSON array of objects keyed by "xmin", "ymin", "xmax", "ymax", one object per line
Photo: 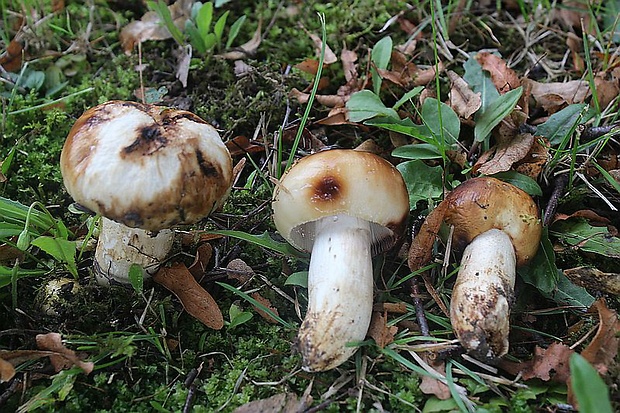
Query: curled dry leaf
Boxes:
[
  {"xmin": 36, "ymin": 332, "xmax": 94, "ymax": 374},
  {"xmin": 153, "ymin": 262, "xmax": 224, "ymax": 329},
  {"xmin": 474, "ymin": 132, "xmax": 535, "ymax": 175},
  {"xmin": 188, "ymin": 242, "xmax": 213, "ymax": 280},
  {"xmin": 419, "ymin": 357, "xmax": 451, "ymax": 400},
  {"xmin": 475, "ymin": 52, "xmax": 521, "ymax": 94},
  {"xmin": 448, "ymin": 70, "xmax": 481, "ymax": 119},
  {"xmin": 367, "ymin": 311, "xmax": 397, "ymax": 348},
  {"xmin": 119, "ymin": 0, "xmax": 193, "ymax": 54},
  {"xmin": 514, "ymin": 137, "xmax": 549, "ymax": 180},
  {"xmin": 408, "ymin": 201, "xmax": 449, "ymax": 272},
  {"xmin": 500, "ymin": 342, "xmax": 573, "ymax": 383},
  {"xmin": 564, "ymin": 267, "xmax": 620, "ymax": 298},
  {"xmin": 300, "ymin": 25, "xmax": 338, "ymax": 65},
  {"xmin": 581, "ymin": 299, "xmax": 620, "ymax": 372},
  {"xmin": 524, "ymin": 79, "xmax": 591, "ymax": 113},
  {"xmin": 289, "ymin": 88, "xmax": 346, "ymax": 107}
]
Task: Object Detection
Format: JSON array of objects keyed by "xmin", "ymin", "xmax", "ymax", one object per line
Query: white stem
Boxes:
[
  {"xmin": 298, "ymin": 214, "xmax": 373, "ymax": 372},
  {"xmin": 450, "ymin": 228, "xmax": 516, "ymax": 361},
  {"xmin": 94, "ymin": 217, "xmax": 174, "ymax": 286}
]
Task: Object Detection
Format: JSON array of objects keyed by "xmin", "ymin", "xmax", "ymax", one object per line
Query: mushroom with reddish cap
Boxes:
[
  {"xmin": 272, "ymin": 149, "xmax": 409, "ymax": 372},
  {"xmin": 60, "ymin": 100, "xmax": 233, "ymax": 285},
  {"xmin": 441, "ymin": 177, "xmax": 542, "ymax": 361}
]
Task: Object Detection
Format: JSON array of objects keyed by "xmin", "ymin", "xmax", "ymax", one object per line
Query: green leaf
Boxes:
[
  {"xmin": 489, "ymin": 171, "xmax": 543, "ymax": 196},
  {"xmin": 31, "ymin": 236, "xmax": 77, "ymax": 277},
  {"xmin": 346, "ymin": 90, "xmax": 399, "ymax": 123},
  {"xmin": 147, "ymin": 0, "xmax": 185, "ymax": 46},
  {"xmin": 213, "ymin": 11, "xmax": 229, "ymax": 44},
  {"xmin": 474, "ymin": 86, "xmax": 523, "ymax": 143},
  {"xmin": 535, "ymin": 103, "xmax": 592, "ymax": 146},
  {"xmin": 196, "ymin": 1, "xmax": 213, "ymax": 40},
  {"xmin": 209, "ymin": 230, "xmax": 308, "ymax": 259},
  {"xmin": 228, "ymin": 303, "xmax": 253, "ymax": 329},
  {"xmin": 371, "ymin": 36, "xmax": 392, "ymax": 95},
  {"xmin": 1, "ymin": 146, "xmax": 16, "ymax": 175},
  {"xmin": 570, "ymin": 354, "xmax": 613, "ymax": 413},
  {"xmin": 0, "ymin": 265, "xmax": 46, "ymax": 288},
  {"xmin": 185, "ymin": 22, "xmax": 207, "ymax": 54},
  {"xmin": 463, "ymin": 56, "xmax": 499, "ymax": 113},
  {"xmin": 419, "ymin": 98, "xmax": 460, "ymax": 147},
  {"xmin": 128, "ymin": 264, "xmax": 144, "ymax": 294},
  {"xmin": 518, "ymin": 228, "xmax": 558, "ymax": 294},
  {"xmin": 551, "ymin": 218, "xmax": 620, "ymax": 258},
  {"xmin": 226, "ymin": 15, "xmax": 246, "ymax": 49},
  {"xmin": 392, "ymin": 143, "xmax": 443, "ymax": 160},
  {"xmin": 284, "ymin": 271, "xmax": 308, "ymax": 288},
  {"xmin": 550, "ymin": 273, "xmax": 594, "ymax": 309},
  {"xmin": 393, "ymin": 86, "xmax": 423, "ymax": 110},
  {"xmin": 396, "ymin": 160, "xmax": 444, "ymax": 209}
]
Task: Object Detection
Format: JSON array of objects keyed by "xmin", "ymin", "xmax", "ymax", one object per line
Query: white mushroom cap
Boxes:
[
  {"xmin": 272, "ymin": 149, "xmax": 409, "ymax": 255},
  {"xmin": 60, "ymin": 101, "xmax": 233, "ymax": 232}
]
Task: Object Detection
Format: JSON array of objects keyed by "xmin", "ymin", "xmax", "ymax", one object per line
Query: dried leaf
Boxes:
[
  {"xmin": 294, "ymin": 58, "xmax": 320, "ymax": 75},
  {"xmin": 500, "ymin": 342, "xmax": 573, "ymax": 383},
  {"xmin": 153, "ymin": 263, "xmax": 224, "ymax": 329},
  {"xmin": 250, "ymin": 292, "xmax": 280, "ymax": 324},
  {"xmin": 289, "ymin": 88, "xmax": 346, "ymax": 107},
  {"xmin": 475, "ymin": 52, "xmax": 521, "ymax": 94},
  {"xmin": 581, "ymin": 299, "xmax": 620, "ymax": 373},
  {"xmin": 119, "ymin": 0, "xmax": 193, "ymax": 54},
  {"xmin": 225, "ymin": 135, "xmax": 265, "ymax": 157},
  {"xmin": 341, "ymin": 49, "xmax": 358, "ymax": 82},
  {"xmin": 524, "ymin": 79, "xmax": 591, "ymax": 113},
  {"xmin": 419, "ymin": 357, "xmax": 451, "ymax": 400},
  {"xmin": 475, "ymin": 132, "xmax": 535, "ymax": 175},
  {"xmin": 448, "ymin": 70, "xmax": 481, "ymax": 119},
  {"xmin": 514, "ymin": 137, "xmax": 549, "ymax": 180},
  {"xmin": 367, "ymin": 311, "xmax": 397, "ymax": 348},
  {"xmin": 188, "ymin": 243, "xmax": 213, "ymax": 280},
  {"xmin": 564, "ymin": 267, "xmax": 620, "ymax": 296},
  {"xmin": 174, "ymin": 44, "xmax": 191, "ymax": 88},
  {"xmin": 35, "ymin": 332, "xmax": 94, "ymax": 374},
  {"xmin": 302, "ymin": 27, "xmax": 337, "ymax": 65},
  {"xmin": 226, "ymin": 258, "xmax": 254, "ymax": 283},
  {"xmin": 233, "ymin": 392, "xmax": 311, "ymax": 413},
  {"xmin": 0, "ymin": 39, "xmax": 24, "ymax": 72},
  {"xmin": 552, "ymin": 210, "xmax": 611, "ymax": 225},
  {"xmin": 408, "ymin": 201, "xmax": 449, "ymax": 271},
  {"xmin": 0, "ymin": 358, "xmax": 15, "ymax": 382}
]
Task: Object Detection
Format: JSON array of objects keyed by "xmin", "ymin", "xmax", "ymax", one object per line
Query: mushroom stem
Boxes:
[
  {"xmin": 298, "ymin": 214, "xmax": 373, "ymax": 372},
  {"xmin": 450, "ymin": 228, "xmax": 516, "ymax": 361},
  {"xmin": 94, "ymin": 217, "xmax": 175, "ymax": 286}
]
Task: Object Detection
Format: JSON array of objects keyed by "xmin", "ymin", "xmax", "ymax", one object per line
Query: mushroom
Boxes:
[
  {"xmin": 60, "ymin": 101, "xmax": 233, "ymax": 285},
  {"xmin": 441, "ymin": 177, "xmax": 542, "ymax": 361},
  {"xmin": 272, "ymin": 149, "xmax": 409, "ymax": 371}
]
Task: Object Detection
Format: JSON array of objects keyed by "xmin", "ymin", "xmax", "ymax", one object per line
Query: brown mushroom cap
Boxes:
[
  {"xmin": 60, "ymin": 101, "xmax": 233, "ymax": 232},
  {"xmin": 272, "ymin": 149, "xmax": 410, "ymax": 255},
  {"xmin": 443, "ymin": 177, "xmax": 542, "ymax": 266}
]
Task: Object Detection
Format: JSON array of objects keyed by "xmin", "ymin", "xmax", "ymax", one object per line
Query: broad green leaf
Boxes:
[
  {"xmin": 535, "ymin": 104, "xmax": 593, "ymax": 146},
  {"xmin": 474, "ymin": 86, "xmax": 522, "ymax": 143},
  {"xmin": 392, "ymin": 143, "xmax": 443, "ymax": 160},
  {"xmin": 551, "ymin": 218, "xmax": 620, "ymax": 258},
  {"xmin": 518, "ymin": 228, "xmax": 558, "ymax": 294},
  {"xmin": 346, "ymin": 90, "xmax": 399, "ymax": 123},
  {"xmin": 185, "ymin": 22, "xmax": 207, "ymax": 54},
  {"xmin": 226, "ymin": 15, "xmax": 246, "ymax": 48},
  {"xmin": 196, "ymin": 1, "xmax": 214, "ymax": 40},
  {"xmin": 365, "ymin": 117, "xmax": 429, "ymax": 142},
  {"xmin": 463, "ymin": 56, "xmax": 499, "ymax": 113},
  {"xmin": 284, "ymin": 271, "xmax": 308, "ymax": 288},
  {"xmin": 371, "ymin": 36, "xmax": 392, "ymax": 95},
  {"xmin": 419, "ymin": 98, "xmax": 460, "ymax": 147},
  {"xmin": 0, "ymin": 266, "xmax": 45, "ymax": 288},
  {"xmin": 128, "ymin": 264, "xmax": 144, "ymax": 294},
  {"xmin": 549, "ymin": 273, "xmax": 594, "ymax": 309},
  {"xmin": 570, "ymin": 354, "xmax": 613, "ymax": 413},
  {"xmin": 489, "ymin": 171, "xmax": 543, "ymax": 196},
  {"xmin": 202, "ymin": 32, "xmax": 217, "ymax": 50},
  {"xmin": 396, "ymin": 160, "xmax": 444, "ymax": 209},
  {"xmin": 31, "ymin": 236, "xmax": 77, "ymax": 277},
  {"xmin": 209, "ymin": 230, "xmax": 308, "ymax": 259},
  {"xmin": 213, "ymin": 11, "xmax": 229, "ymax": 44},
  {"xmin": 422, "ymin": 397, "xmax": 459, "ymax": 413},
  {"xmin": 228, "ymin": 302, "xmax": 253, "ymax": 329}
]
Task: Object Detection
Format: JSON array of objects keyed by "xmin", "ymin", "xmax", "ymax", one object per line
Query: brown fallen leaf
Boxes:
[
  {"xmin": 188, "ymin": 243, "xmax": 213, "ymax": 280},
  {"xmin": 226, "ymin": 258, "xmax": 254, "ymax": 283},
  {"xmin": 250, "ymin": 292, "xmax": 280, "ymax": 324},
  {"xmin": 367, "ymin": 311, "xmax": 397, "ymax": 348},
  {"xmin": 475, "ymin": 52, "xmax": 521, "ymax": 94},
  {"xmin": 552, "ymin": 209, "xmax": 611, "ymax": 226},
  {"xmin": 408, "ymin": 201, "xmax": 449, "ymax": 272},
  {"xmin": 225, "ymin": 135, "xmax": 265, "ymax": 157},
  {"xmin": 581, "ymin": 299, "xmax": 620, "ymax": 374},
  {"xmin": 524, "ymin": 78, "xmax": 591, "ymax": 113},
  {"xmin": 448, "ymin": 70, "xmax": 481, "ymax": 119},
  {"xmin": 294, "ymin": 58, "xmax": 320, "ymax": 75},
  {"xmin": 36, "ymin": 332, "xmax": 94, "ymax": 374},
  {"xmin": 233, "ymin": 392, "xmax": 312, "ymax": 413},
  {"xmin": 514, "ymin": 137, "xmax": 549, "ymax": 180},
  {"xmin": 300, "ymin": 25, "xmax": 338, "ymax": 65},
  {"xmin": 119, "ymin": 0, "xmax": 193, "ymax": 54},
  {"xmin": 288, "ymin": 88, "xmax": 346, "ymax": 107},
  {"xmin": 0, "ymin": 39, "xmax": 24, "ymax": 72},
  {"xmin": 0, "ymin": 357, "xmax": 15, "ymax": 382},
  {"xmin": 475, "ymin": 132, "xmax": 535, "ymax": 175},
  {"xmin": 419, "ymin": 357, "xmax": 452, "ymax": 400},
  {"xmin": 500, "ymin": 342, "xmax": 573, "ymax": 383},
  {"xmin": 153, "ymin": 262, "xmax": 224, "ymax": 329}
]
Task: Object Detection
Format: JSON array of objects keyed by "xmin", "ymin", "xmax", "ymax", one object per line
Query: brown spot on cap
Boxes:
[{"xmin": 312, "ymin": 176, "xmax": 342, "ymax": 202}]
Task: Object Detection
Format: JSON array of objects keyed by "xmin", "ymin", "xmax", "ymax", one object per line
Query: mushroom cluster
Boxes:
[
  {"xmin": 411, "ymin": 177, "xmax": 542, "ymax": 361},
  {"xmin": 272, "ymin": 149, "xmax": 409, "ymax": 371},
  {"xmin": 61, "ymin": 100, "xmax": 233, "ymax": 285}
]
